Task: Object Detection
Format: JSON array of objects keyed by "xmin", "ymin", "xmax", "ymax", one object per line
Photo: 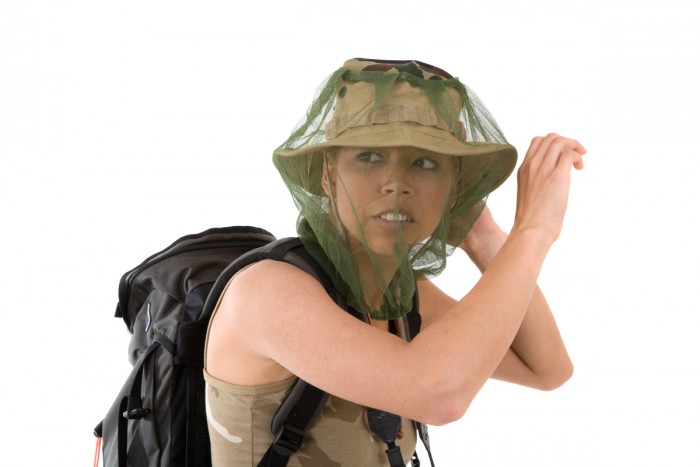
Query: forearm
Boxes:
[
  {"xmin": 464, "ymin": 224, "xmax": 573, "ymax": 389},
  {"xmin": 491, "ymin": 285, "xmax": 573, "ymax": 389},
  {"xmin": 410, "ymin": 229, "xmax": 550, "ymax": 415}
]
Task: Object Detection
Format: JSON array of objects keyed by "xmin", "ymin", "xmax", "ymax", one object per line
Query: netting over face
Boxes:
[{"xmin": 273, "ymin": 59, "xmax": 517, "ymax": 319}]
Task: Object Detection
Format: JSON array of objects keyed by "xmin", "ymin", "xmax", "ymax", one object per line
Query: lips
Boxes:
[{"xmin": 375, "ymin": 209, "xmax": 414, "ymax": 223}]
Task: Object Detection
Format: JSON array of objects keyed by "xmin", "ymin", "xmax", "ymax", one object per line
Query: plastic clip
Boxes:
[
  {"xmin": 386, "ymin": 444, "xmax": 405, "ymax": 467},
  {"xmin": 272, "ymin": 424, "xmax": 305, "ymax": 456},
  {"xmin": 122, "ymin": 407, "xmax": 151, "ymax": 419}
]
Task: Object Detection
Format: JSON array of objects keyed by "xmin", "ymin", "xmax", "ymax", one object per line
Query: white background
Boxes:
[{"xmin": 2, "ymin": 0, "xmax": 699, "ymax": 465}]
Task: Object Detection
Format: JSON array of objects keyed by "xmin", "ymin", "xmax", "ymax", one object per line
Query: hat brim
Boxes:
[{"xmin": 274, "ymin": 121, "xmax": 518, "ymax": 196}]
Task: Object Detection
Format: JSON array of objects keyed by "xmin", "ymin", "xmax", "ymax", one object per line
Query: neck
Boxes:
[{"xmin": 350, "ymin": 247, "xmax": 400, "ymax": 311}]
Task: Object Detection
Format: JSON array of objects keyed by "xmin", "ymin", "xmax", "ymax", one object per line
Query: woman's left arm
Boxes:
[{"xmin": 419, "ymin": 205, "xmax": 574, "ymax": 390}]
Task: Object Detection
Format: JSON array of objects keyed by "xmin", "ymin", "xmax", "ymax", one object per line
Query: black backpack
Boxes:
[{"xmin": 93, "ymin": 225, "xmax": 432, "ymax": 467}]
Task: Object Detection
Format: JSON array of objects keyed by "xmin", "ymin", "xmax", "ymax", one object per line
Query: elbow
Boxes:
[
  {"xmin": 416, "ymin": 395, "xmax": 470, "ymax": 426},
  {"xmin": 537, "ymin": 360, "xmax": 574, "ymax": 391},
  {"xmin": 414, "ymin": 373, "xmax": 476, "ymax": 426},
  {"xmin": 427, "ymin": 396, "xmax": 471, "ymax": 426}
]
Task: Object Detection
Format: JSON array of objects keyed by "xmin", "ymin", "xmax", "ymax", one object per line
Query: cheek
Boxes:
[
  {"xmin": 425, "ymin": 178, "xmax": 453, "ymax": 205},
  {"xmin": 336, "ymin": 190, "xmax": 367, "ymax": 228},
  {"xmin": 334, "ymin": 189, "xmax": 353, "ymax": 218},
  {"xmin": 422, "ymin": 181, "xmax": 453, "ymax": 224},
  {"xmin": 335, "ymin": 170, "xmax": 371, "ymax": 204},
  {"xmin": 331, "ymin": 174, "xmax": 363, "ymax": 227}
]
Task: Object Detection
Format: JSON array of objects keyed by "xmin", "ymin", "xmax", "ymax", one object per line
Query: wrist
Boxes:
[
  {"xmin": 504, "ymin": 227, "xmax": 554, "ymax": 260},
  {"xmin": 508, "ymin": 224, "xmax": 556, "ymax": 250},
  {"xmin": 462, "ymin": 228, "xmax": 508, "ymax": 272}
]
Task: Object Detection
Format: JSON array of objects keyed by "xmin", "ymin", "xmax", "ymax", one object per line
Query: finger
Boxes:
[
  {"xmin": 527, "ymin": 133, "xmax": 571, "ymax": 171},
  {"xmin": 570, "ymin": 140, "xmax": 587, "ymax": 170},
  {"xmin": 556, "ymin": 148, "xmax": 585, "ymax": 171},
  {"xmin": 568, "ymin": 138, "xmax": 587, "ymax": 156},
  {"xmin": 563, "ymin": 140, "xmax": 586, "ymax": 160},
  {"xmin": 522, "ymin": 135, "xmax": 546, "ymax": 165},
  {"xmin": 542, "ymin": 135, "xmax": 587, "ymax": 171},
  {"xmin": 538, "ymin": 133, "xmax": 565, "ymax": 169}
]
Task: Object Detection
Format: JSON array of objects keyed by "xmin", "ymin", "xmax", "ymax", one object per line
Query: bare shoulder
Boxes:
[
  {"xmin": 226, "ymin": 259, "xmax": 341, "ymax": 330},
  {"xmin": 205, "ymin": 259, "xmax": 355, "ymax": 386}
]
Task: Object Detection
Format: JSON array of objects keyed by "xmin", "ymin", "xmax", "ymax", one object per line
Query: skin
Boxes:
[{"xmin": 206, "ymin": 133, "xmax": 585, "ymax": 426}]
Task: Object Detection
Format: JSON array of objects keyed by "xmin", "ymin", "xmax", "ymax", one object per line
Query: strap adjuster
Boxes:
[
  {"xmin": 123, "ymin": 407, "xmax": 151, "ymax": 419},
  {"xmin": 272, "ymin": 424, "xmax": 305, "ymax": 456},
  {"xmin": 386, "ymin": 444, "xmax": 405, "ymax": 467}
]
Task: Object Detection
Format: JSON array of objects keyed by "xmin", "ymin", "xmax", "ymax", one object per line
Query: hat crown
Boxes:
[
  {"xmin": 326, "ymin": 59, "xmax": 464, "ymax": 141},
  {"xmin": 342, "ymin": 58, "xmax": 455, "ymax": 80}
]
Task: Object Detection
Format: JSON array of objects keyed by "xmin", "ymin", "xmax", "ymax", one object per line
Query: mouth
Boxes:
[{"xmin": 375, "ymin": 210, "xmax": 414, "ymax": 224}]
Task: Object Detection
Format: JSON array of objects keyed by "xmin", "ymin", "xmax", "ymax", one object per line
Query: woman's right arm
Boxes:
[{"xmin": 206, "ymin": 134, "xmax": 586, "ymax": 426}]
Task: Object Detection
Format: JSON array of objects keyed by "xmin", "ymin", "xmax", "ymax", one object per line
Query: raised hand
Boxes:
[{"xmin": 513, "ymin": 133, "xmax": 586, "ymax": 245}]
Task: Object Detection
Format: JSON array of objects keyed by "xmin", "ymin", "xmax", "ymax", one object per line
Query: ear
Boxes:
[
  {"xmin": 321, "ymin": 155, "xmax": 336, "ymax": 197},
  {"xmin": 449, "ymin": 157, "xmax": 462, "ymax": 210}
]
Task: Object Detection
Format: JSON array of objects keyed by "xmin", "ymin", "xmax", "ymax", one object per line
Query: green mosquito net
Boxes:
[{"xmin": 273, "ymin": 58, "xmax": 517, "ymax": 320}]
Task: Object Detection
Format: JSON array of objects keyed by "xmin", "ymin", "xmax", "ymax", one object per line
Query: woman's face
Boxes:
[{"xmin": 323, "ymin": 146, "xmax": 454, "ymax": 258}]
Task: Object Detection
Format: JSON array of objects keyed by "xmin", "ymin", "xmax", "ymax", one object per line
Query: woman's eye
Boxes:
[
  {"xmin": 357, "ymin": 151, "xmax": 382, "ymax": 163},
  {"xmin": 413, "ymin": 157, "xmax": 439, "ymax": 170}
]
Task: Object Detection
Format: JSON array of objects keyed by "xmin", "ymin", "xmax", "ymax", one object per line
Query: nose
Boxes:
[
  {"xmin": 382, "ymin": 181, "xmax": 411, "ymax": 196},
  {"xmin": 381, "ymin": 161, "xmax": 412, "ymax": 196}
]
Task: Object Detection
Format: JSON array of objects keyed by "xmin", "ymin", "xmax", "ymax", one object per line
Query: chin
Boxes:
[
  {"xmin": 346, "ymin": 226, "xmax": 425, "ymax": 260},
  {"xmin": 365, "ymin": 236, "xmax": 419, "ymax": 260}
]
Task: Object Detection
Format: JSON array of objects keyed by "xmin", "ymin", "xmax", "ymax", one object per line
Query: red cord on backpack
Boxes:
[{"xmin": 94, "ymin": 436, "xmax": 102, "ymax": 467}]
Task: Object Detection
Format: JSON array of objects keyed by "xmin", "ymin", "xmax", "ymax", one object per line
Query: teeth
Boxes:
[{"xmin": 381, "ymin": 213, "xmax": 410, "ymax": 222}]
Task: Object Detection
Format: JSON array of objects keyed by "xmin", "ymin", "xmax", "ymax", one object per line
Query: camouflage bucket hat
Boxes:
[{"xmin": 274, "ymin": 58, "xmax": 518, "ymax": 198}]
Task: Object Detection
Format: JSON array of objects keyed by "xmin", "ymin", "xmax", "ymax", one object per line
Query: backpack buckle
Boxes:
[
  {"xmin": 272, "ymin": 424, "xmax": 305, "ymax": 456},
  {"xmin": 123, "ymin": 407, "xmax": 151, "ymax": 420}
]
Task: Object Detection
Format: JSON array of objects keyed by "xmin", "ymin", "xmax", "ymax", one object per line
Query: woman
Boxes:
[{"xmin": 204, "ymin": 58, "xmax": 585, "ymax": 466}]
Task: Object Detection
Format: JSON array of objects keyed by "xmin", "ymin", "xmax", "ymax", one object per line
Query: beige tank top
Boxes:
[{"xmin": 204, "ymin": 371, "xmax": 417, "ymax": 466}]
